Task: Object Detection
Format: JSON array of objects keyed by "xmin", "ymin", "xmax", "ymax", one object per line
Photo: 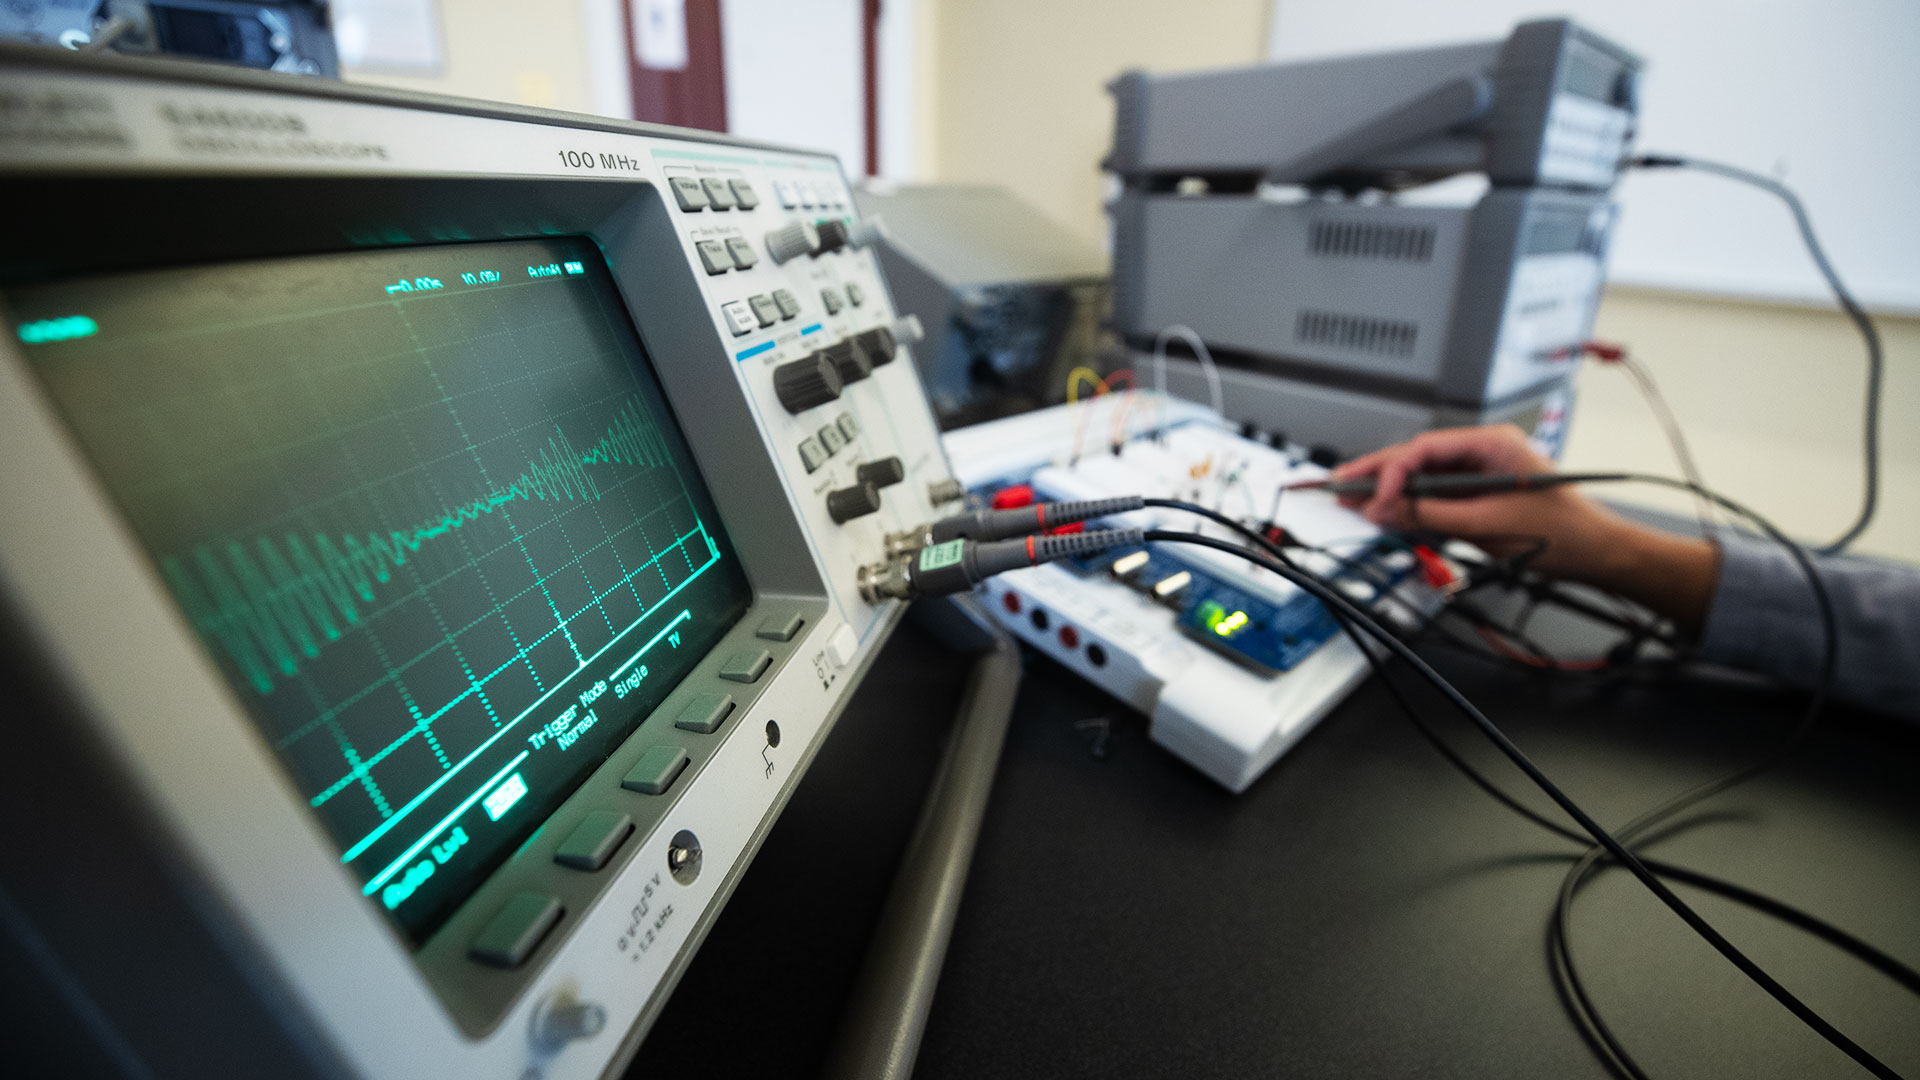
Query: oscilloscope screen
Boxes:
[{"xmin": 8, "ymin": 237, "xmax": 752, "ymax": 942}]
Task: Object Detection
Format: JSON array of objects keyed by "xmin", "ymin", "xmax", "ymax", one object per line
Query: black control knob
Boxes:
[
  {"xmin": 854, "ymin": 327, "xmax": 896, "ymax": 367},
  {"xmin": 815, "ymin": 218, "xmax": 850, "ymax": 254},
  {"xmin": 826, "ymin": 481, "xmax": 882, "ymax": 523},
  {"xmin": 822, "ymin": 339, "xmax": 873, "ymax": 384},
  {"xmin": 856, "ymin": 456, "xmax": 906, "ymax": 489},
  {"xmin": 772, "ymin": 354, "xmax": 843, "ymax": 415}
]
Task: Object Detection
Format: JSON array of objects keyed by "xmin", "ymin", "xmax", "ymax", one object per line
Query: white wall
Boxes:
[
  {"xmin": 337, "ymin": 0, "xmax": 632, "ymax": 118},
  {"xmin": 1266, "ymin": 0, "xmax": 1920, "ymax": 313},
  {"xmin": 720, "ymin": 0, "xmax": 865, "ymax": 171},
  {"xmin": 928, "ymin": 0, "xmax": 1271, "ymax": 250},
  {"xmin": 1565, "ymin": 287, "xmax": 1917, "ymax": 560},
  {"xmin": 582, "ymin": 0, "xmax": 634, "ymax": 119},
  {"xmin": 875, "ymin": 0, "xmax": 921, "ymax": 179}
]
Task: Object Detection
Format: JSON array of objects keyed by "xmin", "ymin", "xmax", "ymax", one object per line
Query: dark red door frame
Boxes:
[
  {"xmin": 862, "ymin": 0, "xmax": 881, "ymax": 176},
  {"xmin": 623, "ymin": 0, "xmax": 729, "ymax": 132}
]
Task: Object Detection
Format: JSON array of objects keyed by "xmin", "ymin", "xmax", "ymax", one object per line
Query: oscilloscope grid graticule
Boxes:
[{"xmin": 14, "ymin": 240, "xmax": 740, "ymax": 883}]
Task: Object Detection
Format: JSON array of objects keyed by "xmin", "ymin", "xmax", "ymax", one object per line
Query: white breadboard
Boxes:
[{"xmin": 944, "ymin": 394, "xmax": 1434, "ymax": 791}]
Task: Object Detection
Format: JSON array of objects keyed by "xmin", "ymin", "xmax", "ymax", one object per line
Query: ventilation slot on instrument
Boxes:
[
  {"xmin": 1295, "ymin": 310, "xmax": 1418, "ymax": 358},
  {"xmin": 1307, "ymin": 220, "xmax": 1436, "ymax": 262}
]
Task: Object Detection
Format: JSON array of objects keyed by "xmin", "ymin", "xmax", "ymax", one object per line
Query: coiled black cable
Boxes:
[
  {"xmin": 1131, "ymin": 509, "xmax": 1904, "ymax": 1078},
  {"xmin": 1627, "ymin": 154, "xmax": 1884, "ymax": 555}
]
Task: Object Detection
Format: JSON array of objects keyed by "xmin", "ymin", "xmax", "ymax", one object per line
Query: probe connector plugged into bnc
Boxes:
[
  {"xmin": 858, "ymin": 527, "xmax": 1146, "ymax": 603},
  {"xmin": 881, "ymin": 495, "xmax": 1147, "ymax": 560}
]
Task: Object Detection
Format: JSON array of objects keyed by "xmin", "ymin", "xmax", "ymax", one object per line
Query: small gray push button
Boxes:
[
  {"xmin": 554, "ymin": 811, "xmax": 633, "ymax": 872},
  {"xmin": 725, "ymin": 236, "xmax": 759, "ymax": 269},
  {"xmin": 696, "ymin": 240, "xmax": 731, "ymax": 275},
  {"xmin": 701, "ymin": 177, "xmax": 736, "ymax": 210},
  {"xmin": 748, "ymin": 294, "xmax": 781, "ymax": 327},
  {"xmin": 470, "ymin": 892, "xmax": 563, "ymax": 968},
  {"xmin": 772, "ymin": 289, "xmax": 802, "ymax": 319},
  {"xmin": 730, "ymin": 179, "xmax": 760, "ymax": 209},
  {"xmin": 718, "ymin": 649, "xmax": 773, "ymax": 684},
  {"xmin": 756, "ymin": 611, "xmax": 805, "ymax": 641},
  {"xmin": 623, "ymin": 746, "xmax": 689, "ymax": 795},
  {"xmin": 669, "ymin": 176, "xmax": 708, "ymax": 211},
  {"xmin": 673, "ymin": 692, "xmax": 735, "ymax": 734},
  {"xmin": 798, "ymin": 435, "xmax": 829, "ymax": 472}
]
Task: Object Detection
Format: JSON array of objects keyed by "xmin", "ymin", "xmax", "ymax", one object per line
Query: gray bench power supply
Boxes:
[{"xmin": 1105, "ymin": 18, "xmax": 1639, "ymax": 457}]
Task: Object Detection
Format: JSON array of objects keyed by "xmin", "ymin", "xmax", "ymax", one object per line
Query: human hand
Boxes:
[
  {"xmin": 1329, "ymin": 424, "xmax": 1720, "ymax": 630},
  {"xmin": 1329, "ymin": 424, "xmax": 1626, "ymax": 578}
]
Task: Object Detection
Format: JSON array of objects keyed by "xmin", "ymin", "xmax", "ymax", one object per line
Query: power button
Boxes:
[{"xmin": 825, "ymin": 624, "xmax": 859, "ymax": 668}]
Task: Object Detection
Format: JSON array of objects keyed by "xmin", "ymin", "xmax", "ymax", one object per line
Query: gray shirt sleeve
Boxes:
[{"xmin": 1698, "ymin": 532, "xmax": 1920, "ymax": 719}]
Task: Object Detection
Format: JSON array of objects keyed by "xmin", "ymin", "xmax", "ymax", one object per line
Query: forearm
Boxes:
[{"xmin": 1575, "ymin": 519, "xmax": 1721, "ymax": 636}]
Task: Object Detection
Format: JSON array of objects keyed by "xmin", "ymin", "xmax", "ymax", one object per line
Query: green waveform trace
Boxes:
[{"xmin": 161, "ymin": 396, "xmax": 673, "ymax": 695}]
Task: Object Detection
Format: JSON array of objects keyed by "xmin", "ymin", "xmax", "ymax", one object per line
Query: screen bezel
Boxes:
[{"xmin": 0, "ymin": 170, "xmax": 844, "ymax": 1043}]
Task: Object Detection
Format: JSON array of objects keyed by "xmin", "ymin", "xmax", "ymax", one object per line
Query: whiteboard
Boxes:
[{"xmin": 1266, "ymin": 0, "xmax": 1920, "ymax": 313}]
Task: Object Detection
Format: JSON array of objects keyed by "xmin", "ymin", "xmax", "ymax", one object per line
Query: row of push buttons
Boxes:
[
  {"xmin": 467, "ymin": 609, "xmax": 807, "ymax": 970},
  {"xmin": 773, "ymin": 177, "xmax": 844, "ymax": 211},
  {"xmin": 720, "ymin": 288, "xmax": 799, "ymax": 336},
  {"xmin": 798, "ymin": 412, "xmax": 861, "ymax": 473},
  {"xmin": 670, "ymin": 176, "xmax": 760, "ymax": 213},
  {"xmin": 696, "ymin": 236, "xmax": 760, "ymax": 276},
  {"xmin": 818, "ymin": 281, "xmax": 866, "ymax": 315}
]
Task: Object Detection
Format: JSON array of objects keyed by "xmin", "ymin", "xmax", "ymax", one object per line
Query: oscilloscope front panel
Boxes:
[{"xmin": 0, "ymin": 49, "xmax": 952, "ymax": 1080}]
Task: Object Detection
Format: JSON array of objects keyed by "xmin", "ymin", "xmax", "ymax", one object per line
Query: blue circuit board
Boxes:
[
  {"xmin": 971, "ymin": 462, "xmax": 1413, "ymax": 674},
  {"xmin": 1063, "ymin": 541, "xmax": 1404, "ymax": 674}
]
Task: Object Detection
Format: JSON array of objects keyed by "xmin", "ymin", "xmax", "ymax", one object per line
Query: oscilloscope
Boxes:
[{"xmin": 0, "ymin": 46, "xmax": 955, "ymax": 1079}]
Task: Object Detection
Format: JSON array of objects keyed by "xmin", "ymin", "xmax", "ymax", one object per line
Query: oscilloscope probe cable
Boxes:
[
  {"xmin": 978, "ymin": 491, "xmax": 1894, "ymax": 1076},
  {"xmin": 888, "ymin": 491, "xmax": 1896, "ymax": 1072},
  {"xmin": 1627, "ymin": 153, "xmax": 1884, "ymax": 555},
  {"xmin": 924, "ymin": 496, "xmax": 1146, "ymax": 545},
  {"xmin": 1137, "ymin": 526, "xmax": 1899, "ymax": 1080},
  {"xmin": 857, "ymin": 527, "xmax": 1145, "ymax": 602},
  {"xmin": 1146, "ymin": 485, "xmax": 1887, "ymax": 1079}
]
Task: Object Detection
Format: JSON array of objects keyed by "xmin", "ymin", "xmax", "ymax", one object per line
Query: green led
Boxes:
[
  {"xmin": 1198, "ymin": 600, "xmax": 1225, "ymax": 630},
  {"xmin": 1198, "ymin": 600, "xmax": 1249, "ymax": 638},
  {"xmin": 17, "ymin": 315, "xmax": 98, "ymax": 344}
]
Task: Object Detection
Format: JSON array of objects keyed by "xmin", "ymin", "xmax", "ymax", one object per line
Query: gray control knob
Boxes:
[
  {"xmin": 853, "ymin": 326, "xmax": 896, "ymax": 367},
  {"xmin": 826, "ymin": 481, "xmax": 882, "ymax": 523},
  {"xmin": 847, "ymin": 216, "xmax": 888, "ymax": 249},
  {"xmin": 533, "ymin": 993, "xmax": 607, "ymax": 1051},
  {"xmin": 822, "ymin": 339, "xmax": 873, "ymax": 384},
  {"xmin": 764, "ymin": 220, "xmax": 821, "ymax": 264},
  {"xmin": 889, "ymin": 313, "xmax": 925, "ymax": 345},
  {"xmin": 856, "ymin": 456, "xmax": 906, "ymax": 488},
  {"xmin": 854, "ymin": 315, "xmax": 925, "ymax": 369},
  {"xmin": 772, "ymin": 354, "xmax": 843, "ymax": 414},
  {"xmin": 927, "ymin": 477, "xmax": 965, "ymax": 505}
]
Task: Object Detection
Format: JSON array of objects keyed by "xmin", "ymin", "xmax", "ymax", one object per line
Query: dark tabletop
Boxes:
[{"xmin": 631, "ymin": 618, "xmax": 1920, "ymax": 1079}]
